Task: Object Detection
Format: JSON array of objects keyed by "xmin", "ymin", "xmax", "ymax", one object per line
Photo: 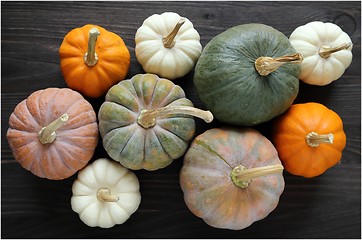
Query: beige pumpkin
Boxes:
[
  {"xmin": 135, "ymin": 12, "xmax": 202, "ymax": 80},
  {"xmin": 289, "ymin": 21, "xmax": 353, "ymax": 85},
  {"xmin": 71, "ymin": 158, "xmax": 141, "ymax": 228}
]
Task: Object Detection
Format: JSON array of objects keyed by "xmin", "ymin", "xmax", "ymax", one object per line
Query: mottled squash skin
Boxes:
[
  {"xmin": 180, "ymin": 127, "xmax": 284, "ymax": 230},
  {"xmin": 193, "ymin": 23, "xmax": 300, "ymax": 126},
  {"xmin": 6, "ymin": 88, "xmax": 99, "ymax": 180},
  {"xmin": 98, "ymin": 74, "xmax": 196, "ymax": 171}
]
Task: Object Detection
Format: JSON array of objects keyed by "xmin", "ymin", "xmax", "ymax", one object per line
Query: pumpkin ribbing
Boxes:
[
  {"xmin": 180, "ymin": 127, "xmax": 284, "ymax": 230},
  {"xmin": 59, "ymin": 24, "xmax": 130, "ymax": 98},
  {"xmin": 271, "ymin": 102, "xmax": 346, "ymax": 177},
  {"xmin": 7, "ymin": 88, "xmax": 98, "ymax": 180},
  {"xmin": 99, "ymin": 73, "xmax": 212, "ymax": 171}
]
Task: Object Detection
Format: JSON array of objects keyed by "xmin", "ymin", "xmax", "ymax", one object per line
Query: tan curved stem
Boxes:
[
  {"xmin": 38, "ymin": 114, "xmax": 69, "ymax": 144},
  {"xmin": 162, "ymin": 18, "xmax": 186, "ymax": 48},
  {"xmin": 255, "ymin": 53, "xmax": 303, "ymax": 76},
  {"xmin": 137, "ymin": 105, "xmax": 213, "ymax": 129},
  {"xmin": 319, "ymin": 42, "xmax": 352, "ymax": 58},
  {"xmin": 230, "ymin": 164, "xmax": 284, "ymax": 188},
  {"xmin": 84, "ymin": 27, "xmax": 100, "ymax": 66}
]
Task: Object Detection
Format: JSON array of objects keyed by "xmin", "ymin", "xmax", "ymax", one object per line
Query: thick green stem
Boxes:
[
  {"xmin": 84, "ymin": 27, "xmax": 100, "ymax": 66},
  {"xmin": 306, "ymin": 132, "xmax": 334, "ymax": 147},
  {"xmin": 38, "ymin": 114, "xmax": 69, "ymax": 144},
  {"xmin": 319, "ymin": 42, "xmax": 352, "ymax": 58},
  {"xmin": 230, "ymin": 164, "xmax": 284, "ymax": 188},
  {"xmin": 97, "ymin": 188, "xmax": 119, "ymax": 202},
  {"xmin": 137, "ymin": 106, "xmax": 213, "ymax": 129},
  {"xmin": 162, "ymin": 18, "xmax": 185, "ymax": 48},
  {"xmin": 255, "ymin": 53, "xmax": 303, "ymax": 76}
]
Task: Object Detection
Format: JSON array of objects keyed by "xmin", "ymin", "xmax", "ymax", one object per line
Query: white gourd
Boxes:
[
  {"xmin": 135, "ymin": 12, "xmax": 202, "ymax": 80},
  {"xmin": 71, "ymin": 158, "xmax": 141, "ymax": 228},
  {"xmin": 289, "ymin": 21, "xmax": 353, "ymax": 85}
]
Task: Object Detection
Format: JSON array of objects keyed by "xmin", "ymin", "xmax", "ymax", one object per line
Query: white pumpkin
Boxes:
[
  {"xmin": 289, "ymin": 21, "xmax": 353, "ymax": 85},
  {"xmin": 71, "ymin": 158, "xmax": 141, "ymax": 228},
  {"xmin": 135, "ymin": 12, "xmax": 202, "ymax": 80}
]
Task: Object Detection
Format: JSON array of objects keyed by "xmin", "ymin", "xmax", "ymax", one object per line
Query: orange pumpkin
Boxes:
[
  {"xmin": 59, "ymin": 24, "xmax": 130, "ymax": 98},
  {"xmin": 6, "ymin": 88, "xmax": 99, "ymax": 180},
  {"xmin": 272, "ymin": 102, "xmax": 346, "ymax": 178}
]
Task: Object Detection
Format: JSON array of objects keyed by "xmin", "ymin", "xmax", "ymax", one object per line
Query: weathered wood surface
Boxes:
[{"xmin": 1, "ymin": 1, "xmax": 361, "ymax": 238}]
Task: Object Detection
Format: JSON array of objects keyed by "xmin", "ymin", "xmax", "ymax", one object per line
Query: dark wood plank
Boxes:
[{"xmin": 1, "ymin": 1, "xmax": 361, "ymax": 238}]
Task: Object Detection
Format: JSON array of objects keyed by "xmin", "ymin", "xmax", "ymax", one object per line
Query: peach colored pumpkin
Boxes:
[
  {"xmin": 180, "ymin": 127, "xmax": 284, "ymax": 230},
  {"xmin": 6, "ymin": 88, "xmax": 99, "ymax": 180}
]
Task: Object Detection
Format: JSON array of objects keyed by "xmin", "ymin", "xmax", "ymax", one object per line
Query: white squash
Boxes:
[
  {"xmin": 71, "ymin": 158, "xmax": 141, "ymax": 228},
  {"xmin": 135, "ymin": 12, "xmax": 202, "ymax": 80},
  {"xmin": 289, "ymin": 21, "xmax": 353, "ymax": 85}
]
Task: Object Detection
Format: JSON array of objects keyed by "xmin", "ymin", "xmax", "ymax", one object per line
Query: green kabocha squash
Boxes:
[
  {"xmin": 98, "ymin": 73, "xmax": 213, "ymax": 171},
  {"xmin": 194, "ymin": 23, "xmax": 302, "ymax": 126}
]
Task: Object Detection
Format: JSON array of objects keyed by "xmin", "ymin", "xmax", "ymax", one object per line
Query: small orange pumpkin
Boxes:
[
  {"xmin": 59, "ymin": 24, "xmax": 130, "ymax": 98},
  {"xmin": 272, "ymin": 102, "xmax": 346, "ymax": 178},
  {"xmin": 6, "ymin": 88, "xmax": 99, "ymax": 180}
]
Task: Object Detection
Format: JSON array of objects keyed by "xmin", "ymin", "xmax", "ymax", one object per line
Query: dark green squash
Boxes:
[{"xmin": 193, "ymin": 23, "xmax": 302, "ymax": 126}]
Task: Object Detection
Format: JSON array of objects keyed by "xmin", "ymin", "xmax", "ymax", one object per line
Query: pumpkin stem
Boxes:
[
  {"xmin": 162, "ymin": 18, "xmax": 186, "ymax": 48},
  {"xmin": 84, "ymin": 27, "xmax": 100, "ymax": 66},
  {"xmin": 255, "ymin": 53, "xmax": 303, "ymax": 76},
  {"xmin": 97, "ymin": 188, "xmax": 120, "ymax": 202},
  {"xmin": 137, "ymin": 106, "xmax": 213, "ymax": 129},
  {"xmin": 38, "ymin": 113, "xmax": 69, "ymax": 144},
  {"xmin": 230, "ymin": 164, "xmax": 284, "ymax": 188},
  {"xmin": 306, "ymin": 131, "xmax": 334, "ymax": 147},
  {"xmin": 319, "ymin": 42, "xmax": 352, "ymax": 58}
]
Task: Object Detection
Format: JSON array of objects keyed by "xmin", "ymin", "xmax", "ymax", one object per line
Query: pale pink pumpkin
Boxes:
[
  {"xmin": 180, "ymin": 127, "xmax": 284, "ymax": 230},
  {"xmin": 6, "ymin": 88, "xmax": 99, "ymax": 180}
]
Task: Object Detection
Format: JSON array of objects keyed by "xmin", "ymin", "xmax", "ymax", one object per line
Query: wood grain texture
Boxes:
[{"xmin": 1, "ymin": 1, "xmax": 361, "ymax": 238}]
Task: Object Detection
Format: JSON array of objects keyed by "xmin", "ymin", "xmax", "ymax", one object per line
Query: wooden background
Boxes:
[{"xmin": 1, "ymin": 1, "xmax": 361, "ymax": 238}]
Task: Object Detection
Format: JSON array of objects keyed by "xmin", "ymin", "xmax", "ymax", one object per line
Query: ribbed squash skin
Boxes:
[
  {"xmin": 193, "ymin": 23, "xmax": 301, "ymax": 126},
  {"xmin": 289, "ymin": 21, "xmax": 353, "ymax": 86},
  {"xmin": 272, "ymin": 102, "xmax": 347, "ymax": 177},
  {"xmin": 180, "ymin": 127, "xmax": 284, "ymax": 230},
  {"xmin": 59, "ymin": 24, "xmax": 130, "ymax": 98},
  {"xmin": 98, "ymin": 74, "xmax": 196, "ymax": 171},
  {"xmin": 6, "ymin": 88, "xmax": 99, "ymax": 180},
  {"xmin": 71, "ymin": 158, "xmax": 141, "ymax": 228}
]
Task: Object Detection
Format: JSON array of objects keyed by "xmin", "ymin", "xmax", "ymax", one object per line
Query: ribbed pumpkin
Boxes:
[
  {"xmin": 6, "ymin": 88, "xmax": 99, "ymax": 180},
  {"xmin": 289, "ymin": 21, "xmax": 353, "ymax": 85},
  {"xmin": 272, "ymin": 102, "xmax": 346, "ymax": 177},
  {"xmin": 135, "ymin": 12, "xmax": 202, "ymax": 80},
  {"xmin": 59, "ymin": 24, "xmax": 130, "ymax": 98},
  {"xmin": 180, "ymin": 127, "xmax": 284, "ymax": 230},
  {"xmin": 98, "ymin": 73, "xmax": 213, "ymax": 171},
  {"xmin": 71, "ymin": 158, "xmax": 141, "ymax": 228},
  {"xmin": 194, "ymin": 23, "xmax": 302, "ymax": 126}
]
